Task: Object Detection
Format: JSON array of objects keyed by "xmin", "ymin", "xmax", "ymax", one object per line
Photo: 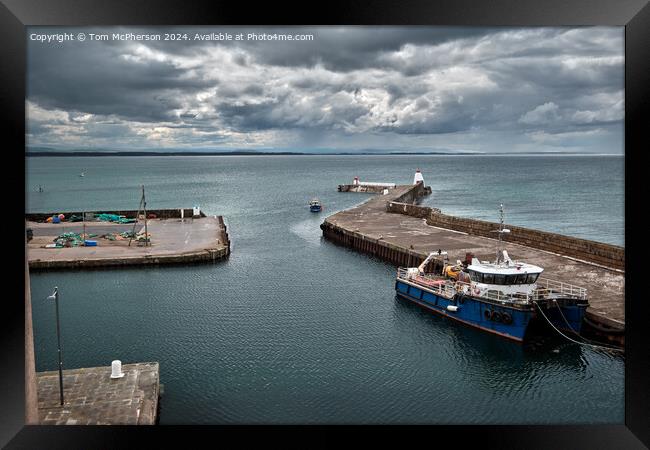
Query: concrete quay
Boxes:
[
  {"xmin": 27, "ymin": 209, "xmax": 230, "ymax": 270},
  {"xmin": 321, "ymin": 183, "xmax": 625, "ymax": 345},
  {"xmin": 37, "ymin": 362, "xmax": 160, "ymax": 425}
]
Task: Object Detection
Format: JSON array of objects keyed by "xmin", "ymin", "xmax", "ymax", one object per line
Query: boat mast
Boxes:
[{"xmin": 496, "ymin": 204, "xmax": 504, "ymax": 263}]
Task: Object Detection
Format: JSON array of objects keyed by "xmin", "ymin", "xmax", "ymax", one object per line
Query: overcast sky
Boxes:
[{"xmin": 26, "ymin": 26, "xmax": 624, "ymax": 153}]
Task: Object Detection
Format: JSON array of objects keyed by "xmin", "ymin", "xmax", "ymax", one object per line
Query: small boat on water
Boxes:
[
  {"xmin": 79, "ymin": 171, "xmax": 85, "ymax": 177},
  {"xmin": 309, "ymin": 199, "xmax": 322, "ymax": 213},
  {"xmin": 394, "ymin": 205, "xmax": 589, "ymax": 342}
]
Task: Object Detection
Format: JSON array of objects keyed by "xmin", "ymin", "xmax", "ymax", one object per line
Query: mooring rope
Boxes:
[
  {"xmin": 532, "ymin": 301, "xmax": 624, "ymax": 353},
  {"xmin": 551, "ymin": 300, "xmax": 624, "ymax": 351}
]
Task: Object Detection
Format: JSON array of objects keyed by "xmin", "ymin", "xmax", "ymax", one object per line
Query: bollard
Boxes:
[{"xmin": 110, "ymin": 360, "xmax": 125, "ymax": 379}]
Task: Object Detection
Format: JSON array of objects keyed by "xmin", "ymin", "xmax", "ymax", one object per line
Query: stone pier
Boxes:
[
  {"xmin": 37, "ymin": 362, "xmax": 160, "ymax": 425},
  {"xmin": 26, "ymin": 209, "xmax": 230, "ymax": 270}
]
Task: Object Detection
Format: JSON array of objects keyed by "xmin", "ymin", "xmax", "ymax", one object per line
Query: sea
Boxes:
[{"xmin": 26, "ymin": 154, "xmax": 624, "ymax": 424}]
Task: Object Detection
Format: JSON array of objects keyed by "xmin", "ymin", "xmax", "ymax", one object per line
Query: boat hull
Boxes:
[
  {"xmin": 310, "ymin": 206, "xmax": 322, "ymax": 212},
  {"xmin": 395, "ymin": 278, "xmax": 589, "ymax": 343},
  {"xmin": 541, "ymin": 300, "xmax": 588, "ymax": 334},
  {"xmin": 395, "ymin": 279, "xmax": 531, "ymax": 342}
]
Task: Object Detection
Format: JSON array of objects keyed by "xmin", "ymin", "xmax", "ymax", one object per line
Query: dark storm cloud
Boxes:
[
  {"xmin": 135, "ymin": 26, "xmax": 501, "ymax": 71},
  {"xmin": 28, "ymin": 34, "xmax": 212, "ymax": 122},
  {"xmin": 239, "ymin": 27, "xmax": 500, "ymax": 72},
  {"xmin": 26, "ymin": 26, "xmax": 624, "ymax": 153}
]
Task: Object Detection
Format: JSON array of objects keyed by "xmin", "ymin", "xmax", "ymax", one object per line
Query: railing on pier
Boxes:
[{"xmin": 396, "ymin": 268, "xmax": 587, "ymax": 303}]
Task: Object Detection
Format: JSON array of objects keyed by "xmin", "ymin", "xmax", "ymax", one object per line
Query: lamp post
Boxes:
[{"xmin": 46, "ymin": 286, "xmax": 64, "ymax": 406}]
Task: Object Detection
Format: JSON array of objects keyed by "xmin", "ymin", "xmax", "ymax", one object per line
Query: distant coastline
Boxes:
[
  {"xmin": 26, "ymin": 150, "xmax": 480, "ymax": 157},
  {"xmin": 27, "ymin": 151, "xmax": 306, "ymax": 157},
  {"xmin": 25, "ymin": 150, "xmax": 621, "ymax": 157}
]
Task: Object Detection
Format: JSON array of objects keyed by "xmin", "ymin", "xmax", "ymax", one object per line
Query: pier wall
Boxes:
[
  {"xmin": 216, "ymin": 215, "xmax": 231, "ymax": 257},
  {"xmin": 26, "ymin": 208, "xmax": 207, "ymax": 222},
  {"xmin": 386, "ymin": 202, "xmax": 624, "ymax": 271},
  {"xmin": 338, "ymin": 184, "xmax": 393, "ymax": 193},
  {"xmin": 320, "ymin": 223, "xmax": 441, "ymax": 273},
  {"xmin": 387, "ymin": 201, "xmax": 441, "ymax": 218},
  {"xmin": 338, "ymin": 181, "xmax": 431, "ymax": 197},
  {"xmin": 391, "ymin": 183, "xmax": 432, "ymax": 203},
  {"xmin": 323, "ymin": 183, "xmax": 440, "ymax": 272},
  {"xmin": 28, "ymin": 241, "xmax": 230, "ymax": 271}
]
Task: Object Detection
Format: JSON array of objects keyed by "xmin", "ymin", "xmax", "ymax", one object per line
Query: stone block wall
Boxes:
[{"xmin": 386, "ymin": 202, "xmax": 624, "ymax": 271}]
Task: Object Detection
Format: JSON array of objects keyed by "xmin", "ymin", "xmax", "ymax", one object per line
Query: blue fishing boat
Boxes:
[
  {"xmin": 394, "ymin": 205, "xmax": 588, "ymax": 342},
  {"xmin": 309, "ymin": 199, "xmax": 322, "ymax": 213}
]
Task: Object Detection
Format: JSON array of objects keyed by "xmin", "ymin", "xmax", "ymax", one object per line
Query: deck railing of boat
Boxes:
[
  {"xmin": 396, "ymin": 268, "xmax": 587, "ymax": 302},
  {"xmin": 536, "ymin": 277, "xmax": 587, "ymax": 299}
]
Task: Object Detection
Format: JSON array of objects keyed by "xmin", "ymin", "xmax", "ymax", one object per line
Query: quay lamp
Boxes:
[{"xmin": 46, "ymin": 286, "xmax": 64, "ymax": 406}]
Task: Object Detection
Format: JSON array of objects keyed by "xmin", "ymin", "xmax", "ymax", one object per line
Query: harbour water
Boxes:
[{"xmin": 26, "ymin": 155, "xmax": 624, "ymax": 424}]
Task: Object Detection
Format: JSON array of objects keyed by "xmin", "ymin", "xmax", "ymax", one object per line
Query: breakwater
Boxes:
[{"xmin": 321, "ymin": 183, "xmax": 625, "ymax": 345}]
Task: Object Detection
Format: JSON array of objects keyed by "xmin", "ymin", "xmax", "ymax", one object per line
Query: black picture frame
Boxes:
[{"xmin": 1, "ymin": 0, "xmax": 648, "ymax": 448}]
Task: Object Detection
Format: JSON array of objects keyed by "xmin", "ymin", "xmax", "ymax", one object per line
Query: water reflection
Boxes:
[{"xmin": 392, "ymin": 295, "xmax": 593, "ymax": 384}]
